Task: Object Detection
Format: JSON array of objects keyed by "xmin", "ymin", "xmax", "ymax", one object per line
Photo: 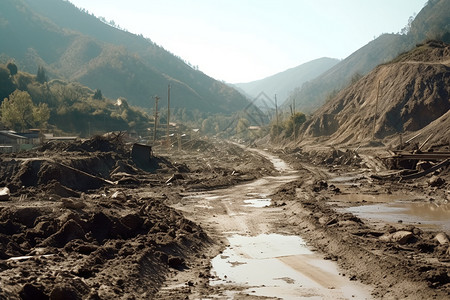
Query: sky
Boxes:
[{"xmin": 69, "ymin": 0, "xmax": 427, "ymax": 83}]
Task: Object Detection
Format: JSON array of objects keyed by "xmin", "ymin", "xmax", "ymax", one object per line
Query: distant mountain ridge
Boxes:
[
  {"xmin": 0, "ymin": 0, "xmax": 249, "ymax": 114},
  {"xmin": 286, "ymin": 0, "xmax": 450, "ymax": 114},
  {"xmin": 234, "ymin": 57, "xmax": 339, "ymax": 107}
]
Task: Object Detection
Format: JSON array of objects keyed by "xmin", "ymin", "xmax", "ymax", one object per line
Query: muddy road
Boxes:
[
  {"xmin": 0, "ymin": 136, "xmax": 448, "ymax": 299},
  {"xmin": 158, "ymin": 145, "xmax": 450, "ymax": 300},
  {"xmin": 158, "ymin": 148, "xmax": 373, "ymax": 299}
]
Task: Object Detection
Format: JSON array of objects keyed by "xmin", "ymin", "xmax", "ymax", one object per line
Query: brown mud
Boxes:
[{"xmin": 0, "ymin": 136, "xmax": 449, "ymax": 299}]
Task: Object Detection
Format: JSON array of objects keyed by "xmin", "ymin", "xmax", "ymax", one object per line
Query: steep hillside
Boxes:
[
  {"xmin": 0, "ymin": 0, "xmax": 249, "ymax": 114},
  {"xmin": 287, "ymin": 34, "xmax": 411, "ymax": 114},
  {"xmin": 234, "ymin": 57, "xmax": 339, "ymax": 106},
  {"xmin": 300, "ymin": 41, "xmax": 450, "ymax": 146},
  {"xmin": 286, "ymin": 0, "xmax": 450, "ymax": 114}
]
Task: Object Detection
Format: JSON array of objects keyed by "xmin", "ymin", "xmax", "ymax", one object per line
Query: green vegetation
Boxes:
[
  {"xmin": 1, "ymin": 90, "xmax": 50, "ymax": 131},
  {"xmin": 270, "ymin": 112, "xmax": 306, "ymax": 141},
  {"xmin": 0, "ymin": 63, "xmax": 152, "ymax": 136},
  {"xmin": 0, "ymin": 0, "xmax": 250, "ymax": 117}
]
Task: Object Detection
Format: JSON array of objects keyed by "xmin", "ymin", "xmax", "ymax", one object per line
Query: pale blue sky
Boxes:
[{"xmin": 69, "ymin": 0, "xmax": 426, "ymax": 83}]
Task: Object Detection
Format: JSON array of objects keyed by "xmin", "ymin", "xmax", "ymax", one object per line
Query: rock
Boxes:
[
  {"xmin": 19, "ymin": 283, "xmax": 49, "ymax": 300},
  {"xmin": 61, "ymin": 198, "xmax": 86, "ymax": 209},
  {"xmin": 428, "ymin": 176, "xmax": 445, "ymax": 187},
  {"xmin": 13, "ymin": 207, "xmax": 41, "ymax": 228},
  {"xmin": 434, "ymin": 232, "xmax": 450, "ymax": 245},
  {"xmin": 392, "ymin": 231, "xmax": 415, "ymax": 244},
  {"xmin": 168, "ymin": 255, "xmax": 185, "ymax": 269},
  {"xmin": 380, "ymin": 231, "xmax": 415, "ymax": 245},
  {"xmin": 0, "ymin": 187, "xmax": 10, "ymax": 201},
  {"xmin": 47, "ymin": 181, "xmax": 80, "ymax": 198},
  {"xmin": 111, "ymin": 191, "xmax": 127, "ymax": 201},
  {"xmin": 42, "ymin": 219, "xmax": 85, "ymax": 248},
  {"xmin": 120, "ymin": 213, "xmax": 143, "ymax": 231},
  {"xmin": 338, "ymin": 220, "xmax": 359, "ymax": 227},
  {"xmin": 49, "ymin": 283, "xmax": 80, "ymax": 300},
  {"xmin": 166, "ymin": 173, "xmax": 184, "ymax": 184}
]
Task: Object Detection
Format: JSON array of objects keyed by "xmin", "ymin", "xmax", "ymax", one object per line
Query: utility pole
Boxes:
[
  {"xmin": 293, "ymin": 97, "xmax": 296, "ymax": 141},
  {"xmin": 166, "ymin": 84, "xmax": 171, "ymax": 148},
  {"xmin": 275, "ymin": 94, "xmax": 279, "ymax": 137},
  {"xmin": 372, "ymin": 81, "xmax": 380, "ymax": 140},
  {"xmin": 153, "ymin": 95, "xmax": 159, "ymax": 142}
]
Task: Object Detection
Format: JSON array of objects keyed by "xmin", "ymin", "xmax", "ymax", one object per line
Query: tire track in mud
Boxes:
[{"xmin": 156, "ymin": 147, "xmax": 372, "ymax": 299}]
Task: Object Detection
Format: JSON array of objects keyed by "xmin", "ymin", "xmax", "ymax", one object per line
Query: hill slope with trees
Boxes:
[
  {"xmin": 0, "ymin": 0, "xmax": 249, "ymax": 115},
  {"xmin": 0, "ymin": 62, "xmax": 152, "ymax": 136}
]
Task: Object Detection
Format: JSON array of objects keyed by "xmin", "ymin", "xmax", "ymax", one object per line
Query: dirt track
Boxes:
[{"xmin": 0, "ymin": 137, "xmax": 449, "ymax": 299}]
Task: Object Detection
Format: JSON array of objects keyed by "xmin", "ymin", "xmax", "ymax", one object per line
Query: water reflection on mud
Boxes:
[{"xmin": 342, "ymin": 201, "xmax": 450, "ymax": 233}]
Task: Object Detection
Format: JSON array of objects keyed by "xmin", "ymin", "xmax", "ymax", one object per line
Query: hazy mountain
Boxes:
[
  {"xmin": 286, "ymin": 0, "xmax": 450, "ymax": 114},
  {"xmin": 300, "ymin": 40, "xmax": 450, "ymax": 146},
  {"xmin": 234, "ymin": 57, "xmax": 339, "ymax": 107},
  {"xmin": 0, "ymin": 0, "xmax": 249, "ymax": 114}
]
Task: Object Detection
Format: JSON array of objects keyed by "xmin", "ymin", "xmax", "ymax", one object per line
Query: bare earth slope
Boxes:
[{"xmin": 301, "ymin": 41, "xmax": 450, "ymax": 147}]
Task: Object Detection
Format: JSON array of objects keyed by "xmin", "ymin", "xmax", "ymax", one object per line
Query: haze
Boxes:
[{"xmin": 69, "ymin": 0, "xmax": 426, "ymax": 83}]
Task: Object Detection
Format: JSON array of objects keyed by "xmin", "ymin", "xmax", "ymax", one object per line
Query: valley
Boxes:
[{"xmin": 0, "ymin": 137, "xmax": 448, "ymax": 299}]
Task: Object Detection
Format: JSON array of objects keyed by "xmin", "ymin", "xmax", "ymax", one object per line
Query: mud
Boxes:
[{"xmin": 0, "ymin": 136, "xmax": 449, "ymax": 299}]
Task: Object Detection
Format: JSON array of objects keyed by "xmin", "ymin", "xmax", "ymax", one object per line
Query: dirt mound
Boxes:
[
  {"xmin": 0, "ymin": 135, "xmax": 174, "ymax": 194},
  {"xmin": 0, "ymin": 138, "xmax": 274, "ymax": 299},
  {"xmin": 301, "ymin": 41, "xmax": 450, "ymax": 146},
  {"xmin": 39, "ymin": 134, "xmax": 127, "ymax": 154},
  {"xmin": 0, "ymin": 191, "xmax": 209, "ymax": 299}
]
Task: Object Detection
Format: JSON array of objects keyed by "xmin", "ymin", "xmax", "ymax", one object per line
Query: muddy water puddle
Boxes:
[
  {"xmin": 177, "ymin": 149, "xmax": 373, "ymax": 299},
  {"xmin": 210, "ymin": 234, "xmax": 372, "ymax": 299},
  {"xmin": 341, "ymin": 201, "xmax": 450, "ymax": 234}
]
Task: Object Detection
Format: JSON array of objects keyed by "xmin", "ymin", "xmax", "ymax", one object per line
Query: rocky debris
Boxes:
[
  {"xmin": 166, "ymin": 173, "xmax": 184, "ymax": 184},
  {"xmin": 434, "ymin": 232, "xmax": 450, "ymax": 245},
  {"xmin": 0, "ymin": 137, "xmax": 274, "ymax": 299},
  {"xmin": 379, "ymin": 230, "xmax": 415, "ymax": 245},
  {"xmin": 429, "ymin": 175, "xmax": 445, "ymax": 187},
  {"xmin": 0, "ymin": 187, "xmax": 10, "ymax": 201}
]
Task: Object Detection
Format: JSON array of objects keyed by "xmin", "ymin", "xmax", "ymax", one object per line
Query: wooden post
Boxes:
[
  {"xmin": 275, "ymin": 94, "xmax": 279, "ymax": 137},
  {"xmin": 293, "ymin": 97, "xmax": 296, "ymax": 141},
  {"xmin": 167, "ymin": 84, "xmax": 171, "ymax": 149},
  {"xmin": 153, "ymin": 95, "xmax": 159, "ymax": 142}
]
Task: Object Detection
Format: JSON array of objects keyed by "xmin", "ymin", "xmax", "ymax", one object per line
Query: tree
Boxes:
[
  {"xmin": 236, "ymin": 118, "xmax": 249, "ymax": 138},
  {"xmin": 1, "ymin": 90, "xmax": 34, "ymax": 131},
  {"xmin": 0, "ymin": 66, "xmax": 15, "ymax": 100},
  {"xmin": 93, "ymin": 89, "xmax": 103, "ymax": 100},
  {"xmin": 0, "ymin": 90, "xmax": 49, "ymax": 131},
  {"xmin": 36, "ymin": 66, "xmax": 48, "ymax": 84},
  {"xmin": 282, "ymin": 112, "xmax": 306, "ymax": 138},
  {"xmin": 6, "ymin": 62, "xmax": 17, "ymax": 76},
  {"xmin": 33, "ymin": 103, "xmax": 50, "ymax": 129}
]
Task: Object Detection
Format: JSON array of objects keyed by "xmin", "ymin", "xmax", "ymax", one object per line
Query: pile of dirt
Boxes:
[
  {"xmin": 162, "ymin": 139, "xmax": 275, "ymax": 191},
  {"xmin": 301, "ymin": 41, "xmax": 450, "ymax": 147},
  {"xmin": 0, "ymin": 191, "xmax": 209, "ymax": 299},
  {"xmin": 0, "ymin": 137, "xmax": 274, "ymax": 299},
  {"xmin": 279, "ymin": 147, "xmax": 366, "ymax": 171},
  {"xmin": 270, "ymin": 169, "xmax": 450, "ymax": 299}
]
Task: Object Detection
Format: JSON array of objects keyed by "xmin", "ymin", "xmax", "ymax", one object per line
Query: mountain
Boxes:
[
  {"xmin": 299, "ymin": 40, "xmax": 450, "ymax": 146},
  {"xmin": 286, "ymin": 0, "xmax": 450, "ymax": 114},
  {"xmin": 234, "ymin": 57, "xmax": 339, "ymax": 108},
  {"xmin": 0, "ymin": 0, "xmax": 249, "ymax": 114}
]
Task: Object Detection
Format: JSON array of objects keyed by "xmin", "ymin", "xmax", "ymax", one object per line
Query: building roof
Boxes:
[{"xmin": 0, "ymin": 131, "xmax": 27, "ymax": 140}]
